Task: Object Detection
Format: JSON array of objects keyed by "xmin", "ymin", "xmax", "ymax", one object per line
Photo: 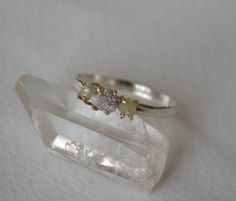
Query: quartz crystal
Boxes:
[{"xmin": 15, "ymin": 75, "xmax": 169, "ymax": 192}]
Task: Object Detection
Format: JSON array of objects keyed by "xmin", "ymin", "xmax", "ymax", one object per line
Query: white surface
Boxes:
[{"xmin": 0, "ymin": 0, "xmax": 236, "ymax": 200}]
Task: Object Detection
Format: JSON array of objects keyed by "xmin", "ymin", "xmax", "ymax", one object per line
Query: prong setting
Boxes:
[
  {"xmin": 78, "ymin": 82, "xmax": 138, "ymax": 120},
  {"xmin": 120, "ymin": 113, "xmax": 125, "ymax": 119},
  {"xmin": 112, "ymin": 88, "xmax": 117, "ymax": 96},
  {"xmin": 120, "ymin": 96, "xmax": 127, "ymax": 103},
  {"xmin": 92, "ymin": 106, "xmax": 99, "ymax": 111},
  {"xmin": 128, "ymin": 114, "xmax": 133, "ymax": 120}
]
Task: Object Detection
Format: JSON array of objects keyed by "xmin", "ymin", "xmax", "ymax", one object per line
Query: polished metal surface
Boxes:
[{"xmin": 77, "ymin": 74, "xmax": 177, "ymax": 118}]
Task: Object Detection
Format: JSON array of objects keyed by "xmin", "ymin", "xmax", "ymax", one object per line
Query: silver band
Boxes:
[{"xmin": 76, "ymin": 74, "xmax": 177, "ymax": 118}]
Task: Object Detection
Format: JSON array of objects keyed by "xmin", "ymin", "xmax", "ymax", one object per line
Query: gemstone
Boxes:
[
  {"xmin": 90, "ymin": 88, "xmax": 119, "ymax": 113},
  {"xmin": 79, "ymin": 83, "xmax": 97, "ymax": 99},
  {"xmin": 118, "ymin": 98, "xmax": 138, "ymax": 115},
  {"xmin": 15, "ymin": 75, "xmax": 169, "ymax": 192}
]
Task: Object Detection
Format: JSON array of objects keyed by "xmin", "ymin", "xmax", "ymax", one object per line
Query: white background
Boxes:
[{"xmin": 0, "ymin": 0, "xmax": 236, "ymax": 200}]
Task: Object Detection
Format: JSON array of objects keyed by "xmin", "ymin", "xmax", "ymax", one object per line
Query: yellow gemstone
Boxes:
[
  {"xmin": 79, "ymin": 83, "xmax": 97, "ymax": 99},
  {"xmin": 118, "ymin": 98, "xmax": 137, "ymax": 115}
]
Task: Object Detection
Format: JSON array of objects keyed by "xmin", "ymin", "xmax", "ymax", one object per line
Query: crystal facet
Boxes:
[{"xmin": 15, "ymin": 75, "xmax": 169, "ymax": 192}]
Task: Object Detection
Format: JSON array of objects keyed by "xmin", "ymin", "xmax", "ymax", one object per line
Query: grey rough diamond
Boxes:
[{"xmin": 90, "ymin": 88, "xmax": 119, "ymax": 113}]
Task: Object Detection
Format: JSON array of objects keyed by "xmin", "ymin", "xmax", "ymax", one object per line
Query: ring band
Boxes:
[{"xmin": 76, "ymin": 74, "xmax": 177, "ymax": 119}]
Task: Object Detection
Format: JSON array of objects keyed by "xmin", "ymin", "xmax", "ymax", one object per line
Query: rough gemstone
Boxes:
[
  {"xmin": 79, "ymin": 83, "xmax": 97, "ymax": 99},
  {"xmin": 118, "ymin": 98, "xmax": 138, "ymax": 115},
  {"xmin": 90, "ymin": 88, "xmax": 119, "ymax": 113}
]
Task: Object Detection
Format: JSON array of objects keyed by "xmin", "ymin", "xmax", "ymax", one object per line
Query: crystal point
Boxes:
[{"xmin": 15, "ymin": 74, "xmax": 169, "ymax": 192}]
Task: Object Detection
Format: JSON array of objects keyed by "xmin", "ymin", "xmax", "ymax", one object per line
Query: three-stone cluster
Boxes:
[{"xmin": 78, "ymin": 82, "xmax": 138, "ymax": 120}]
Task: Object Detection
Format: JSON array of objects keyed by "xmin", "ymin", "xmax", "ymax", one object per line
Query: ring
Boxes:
[{"xmin": 76, "ymin": 74, "xmax": 177, "ymax": 120}]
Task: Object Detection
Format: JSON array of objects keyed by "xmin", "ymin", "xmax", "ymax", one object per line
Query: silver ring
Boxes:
[{"xmin": 76, "ymin": 74, "xmax": 177, "ymax": 120}]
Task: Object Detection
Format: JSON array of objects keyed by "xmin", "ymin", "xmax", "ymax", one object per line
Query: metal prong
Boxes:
[
  {"xmin": 112, "ymin": 88, "xmax": 117, "ymax": 95},
  {"xmin": 92, "ymin": 106, "xmax": 99, "ymax": 111},
  {"xmin": 120, "ymin": 96, "xmax": 126, "ymax": 103},
  {"xmin": 97, "ymin": 85, "xmax": 104, "ymax": 94},
  {"xmin": 120, "ymin": 113, "xmax": 125, "ymax": 119},
  {"xmin": 128, "ymin": 114, "xmax": 133, "ymax": 120},
  {"xmin": 137, "ymin": 105, "xmax": 143, "ymax": 111},
  {"xmin": 79, "ymin": 81, "xmax": 86, "ymax": 87},
  {"xmin": 81, "ymin": 96, "xmax": 86, "ymax": 101},
  {"xmin": 84, "ymin": 100, "xmax": 93, "ymax": 106},
  {"xmin": 134, "ymin": 100, "xmax": 139, "ymax": 105}
]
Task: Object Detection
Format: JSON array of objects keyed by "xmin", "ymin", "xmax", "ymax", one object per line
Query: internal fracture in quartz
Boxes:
[{"xmin": 15, "ymin": 75, "xmax": 169, "ymax": 192}]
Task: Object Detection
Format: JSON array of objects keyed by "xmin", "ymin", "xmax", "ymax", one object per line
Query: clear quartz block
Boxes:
[{"xmin": 15, "ymin": 75, "xmax": 169, "ymax": 192}]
